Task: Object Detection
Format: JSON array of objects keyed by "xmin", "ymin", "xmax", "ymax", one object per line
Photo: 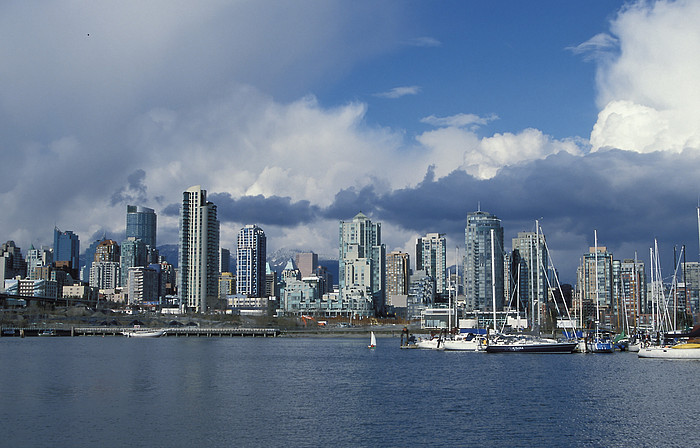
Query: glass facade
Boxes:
[{"xmin": 126, "ymin": 205, "xmax": 157, "ymax": 248}]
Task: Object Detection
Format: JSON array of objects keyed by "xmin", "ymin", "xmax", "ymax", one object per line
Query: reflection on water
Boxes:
[{"xmin": 1, "ymin": 337, "xmax": 699, "ymax": 447}]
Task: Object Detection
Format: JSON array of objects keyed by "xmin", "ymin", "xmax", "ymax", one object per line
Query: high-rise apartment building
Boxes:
[
  {"xmin": 126, "ymin": 205, "xmax": 157, "ymax": 248},
  {"xmin": 386, "ymin": 251, "xmax": 410, "ymax": 306},
  {"xmin": 178, "ymin": 185, "xmax": 220, "ymax": 312},
  {"xmin": 339, "ymin": 212, "xmax": 386, "ymax": 316},
  {"xmin": 53, "ymin": 227, "xmax": 79, "ymax": 279},
  {"xmin": 236, "ymin": 225, "xmax": 266, "ymax": 298},
  {"xmin": 577, "ymin": 245, "xmax": 614, "ymax": 311},
  {"xmin": 511, "ymin": 230, "xmax": 548, "ymax": 323},
  {"xmin": 618, "ymin": 258, "xmax": 647, "ymax": 324},
  {"xmin": 89, "ymin": 261, "xmax": 121, "ymax": 290},
  {"xmin": 416, "ymin": 233, "xmax": 447, "ymax": 295},
  {"xmin": 463, "ymin": 210, "xmax": 504, "ymax": 311}
]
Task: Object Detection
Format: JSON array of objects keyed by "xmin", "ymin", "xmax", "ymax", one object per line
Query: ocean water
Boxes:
[{"xmin": 1, "ymin": 335, "xmax": 698, "ymax": 447}]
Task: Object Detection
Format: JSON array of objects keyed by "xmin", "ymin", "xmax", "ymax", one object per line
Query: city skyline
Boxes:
[{"xmin": 2, "ymin": 1, "xmax": 700, "ymax": 284}]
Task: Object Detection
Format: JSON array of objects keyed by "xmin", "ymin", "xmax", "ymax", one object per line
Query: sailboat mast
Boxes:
[
  {"xmin": 491, "ymin": 228, "xmax": 497, "ymax": 331},
  {"xmin": 594, "ymin": 230, "xmax": 600, "ymax": 338},
  {"xmin": 536, "ymin": 219, "xmax": 541, "ymax": 328}
]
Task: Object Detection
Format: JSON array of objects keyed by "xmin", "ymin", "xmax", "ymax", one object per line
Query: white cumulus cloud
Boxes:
[{"xmin": 590, "ymin": 0, "xmax": 700, "ymax": 153}]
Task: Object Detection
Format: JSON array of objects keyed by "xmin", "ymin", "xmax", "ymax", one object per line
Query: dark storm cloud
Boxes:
[
  {"xmin": 110, "ymin": 169, "xmax": 148, "ymax": 206},
  {"xmin": 209, "ymin": 193, "xmax": 320, "ymax": 227},
  {"xmin": 314, "ymin": 149, "xmax": 700, "ymax": 270}
]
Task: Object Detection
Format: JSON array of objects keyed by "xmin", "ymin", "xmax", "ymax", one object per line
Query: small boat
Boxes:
[
  {"xmin": 122, "ymin": 328, "xmax": 166, "ymax": 338},
  {"xmin": 638, "ymin": 342, "xmax": 700, "ymax": 359},
  {"xmin": 442, "ymin": 333, "xmax": 485, "ymax": 351},
  {"xmin": 587, "ymin": 337, "xmax": 615, "ymax": 353},
  {"xmin": 38, "ymin": 329, "xmax": 57, "ymax": 337},
  {"xmin": 368, "ymin": 331, "xmax": 376, "ymax": 349}
]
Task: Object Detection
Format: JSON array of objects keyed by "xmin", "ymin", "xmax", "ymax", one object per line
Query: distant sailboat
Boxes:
[{"xmin": 368, "ymin": 331, "xmax": 376, "ymax": 349}]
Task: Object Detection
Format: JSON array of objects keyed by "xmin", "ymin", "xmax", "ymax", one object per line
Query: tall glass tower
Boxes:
[
  {"xmin": 236, "ymin": 225, "xmax": 266, "ymax": 298},
  {"xmin": 178, "ymin": 186, "xmax": 220, "ymax": 312},
  {"xmin": 126, "ymin": 205, "xmax": 157, "ymax": 248},
  {"xmin": 53, "ymin": 227, "xmax": 79, "ymax": 278},
  {"xmin": 463, "ymin": 210, "xmax": 504, "ymax": 311}
]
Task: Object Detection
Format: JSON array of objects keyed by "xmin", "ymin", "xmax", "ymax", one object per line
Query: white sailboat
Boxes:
[{"xmin": 368, "ymin": 331, "xmax": 376, "ymax": 349}]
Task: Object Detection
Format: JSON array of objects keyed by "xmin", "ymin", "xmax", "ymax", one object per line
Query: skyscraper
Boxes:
[
  {"xmin": 386, "ymin": 251, "xmax": 410, "ymax": 303},
  {"xmin": 53, "ymin": 227, "xmax": 79, "ymax": 279},
  {"xmin": 463, "ymin": 210, "xmax": 504, "ymax": 311},
  {"xmin": 416, "ymin": 233, "xmax": 447, "ymax": 295},
  {"xmin": 178, "ymin": 185, "xmax": 220, "ymax": 312},
  {"xmin": 339, "ymin": 212, "xmax": 386, "ymax": 316},
  {"xmin": 236, "ymin": 225, "xmax": 266, "ymax": 298},
  {"xmin": 126, "ymin": 205, "xmax": 157, "ymax": 248}
]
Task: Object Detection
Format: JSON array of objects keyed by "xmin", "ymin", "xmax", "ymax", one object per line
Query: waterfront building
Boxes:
[
  {"xmin": 178, "ymin": 185, "xmax": 220, "ymax": 313},
  {"xmin": 416, "ymin": 233, "xmax": 447, "ymax": 295},
  {"xmin": 53, "ymin": 228, "xmax": 79, "ymax": 279},
  {"xmin": 281, "ymin": 276, "xmax": 321, "ymax": 315},
  {"xmin": 4, "ymin": 278, "xmax": 58, "ymax": 298},
  {"xmin": 296, "ymin": 252, "xmax": 318, "ymax": 278},
  {"xmin": 126, "ymin": 205, "xmax": 157, "ymax": 248},
  {"xmin": 511, "ymin": 230, "xmax": 548, "ymax": 326},
  {"xmin": 463, "ymin": 210, "xmax": 504, "ymax": 311},
  {"xmin": 386, "ymin": 251, "xmax": 410, "ymax": 306},
  {"xmin": 120, "ymin": 237, "xmax": 146, "ymax": 287},
  {"xmin": 220, "ymin": 248, "xmax": 231, "ymax": 274},
  {"xmin": 90, "ymin": 261, "xmax": 121, "ymax": 290},
  {"xmin": 127, "ymin": 266, "xmax": 159, "ymax": 304},
  {"xmin": 339, "ymin": 212, "xmax": 386, "ymax": 316},
  {"xmin": 236, "ymin": 225, "xmax": 266, "ymax": 298}
]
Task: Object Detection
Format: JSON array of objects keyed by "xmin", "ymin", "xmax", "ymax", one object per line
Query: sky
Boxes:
[{"xmin": 2, "ymin": 0, "xmax": 700, "ymax": 284}]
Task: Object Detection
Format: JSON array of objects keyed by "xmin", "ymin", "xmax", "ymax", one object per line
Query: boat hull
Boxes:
[
  {"xmin": 638, "ymin": 346, "xmax": 700, "ymax": 359},
  {"xmin": 486, "ymin": 342, "xmax": 577, "ymax": 354},
  {"xmin": 123, "ymin": 330, "xmax": 165, "ymax": 338}
]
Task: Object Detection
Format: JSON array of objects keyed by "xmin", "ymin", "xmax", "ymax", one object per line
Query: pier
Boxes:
[{"xmin": 1, "ymin": 326, "xmax": 280, "ymax": 338}]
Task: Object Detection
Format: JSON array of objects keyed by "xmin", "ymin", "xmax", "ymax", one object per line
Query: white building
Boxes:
[{"xmin": 178, "ymin": 185, "xmax": 220, "ymax": 313}]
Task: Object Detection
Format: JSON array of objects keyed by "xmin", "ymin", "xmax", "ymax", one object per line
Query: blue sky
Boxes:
[{"xmin": 2, "ymin": 0, "xmax": 699, "ymax": 283}]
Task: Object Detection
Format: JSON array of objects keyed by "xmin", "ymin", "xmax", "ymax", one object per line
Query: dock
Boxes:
[{"xmin": 0, "ymin": 326, "xmax": 280, "ymax": 338}]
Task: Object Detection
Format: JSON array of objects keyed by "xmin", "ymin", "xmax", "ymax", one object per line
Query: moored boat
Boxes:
[
  {"xmin": 122, "ymin": 329, "xmax": 166, "ymax": 338},
  {"xmin": 638, "ymin": 342, "xmax": 700, "ymax": 359},
  {"xmin": 486, "ymin": 334, "xmax": 577, "ymax": 353}
]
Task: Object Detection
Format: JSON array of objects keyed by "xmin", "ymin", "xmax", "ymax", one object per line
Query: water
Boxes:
[{"xmin": 1, "ymin": 336, "xmax": 699, "ymax": 447}]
